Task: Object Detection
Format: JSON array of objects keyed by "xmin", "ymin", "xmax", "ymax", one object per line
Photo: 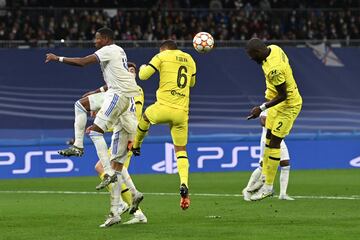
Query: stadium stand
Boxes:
[{"xmin": 0, "ymin": 6, "xmax": 360, "ymax": 43}]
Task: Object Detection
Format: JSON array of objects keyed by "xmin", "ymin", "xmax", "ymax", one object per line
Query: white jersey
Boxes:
[{"xmin": 95, "ymin": 44, "xmax": 139, "ymax": 97}]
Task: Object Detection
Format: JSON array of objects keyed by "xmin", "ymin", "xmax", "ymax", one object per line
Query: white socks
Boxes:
[
  {"xmin": 280, "ymin": 166, "xmax": 290, "ymax": 196},
  {"xmin": 259, "ymin": 127, "xmax": 267, "ymax": 162},
  {"xmin": 89, "ymin": 130, "xmax": 114, "ymax": 176},
  {"xmin": 121, "ymin": 167, "xmax": 138, "ymax": 196},
  {"xmin": 246, "ymin": 167, "xmax": 262, "ymax": 189},
  {"xmin": 110, "ymin": 171, "xmax": 124, "ymax": 215},
  {"xmin": 73, "ymin": 101, "xmax": 87, "ymax": 148}
]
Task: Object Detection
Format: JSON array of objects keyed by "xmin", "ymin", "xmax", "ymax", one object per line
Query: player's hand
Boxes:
[
  {"xmin": 90, "ymin": 111, "xmax": 97, "ymax": 118},
  {"xmin": 45, "ymin": 53, "xmax": 59, "ymax": 63},
  {"xmin": 85, "ymin": 125, "xmax": 93, "ymax": 134},
  {"xmin": 247, "ymin": 106, "xmax": 261, "ymax": 120},
  {"xmin": 139, "ymin": 64, "xmax": 146, "ymax": 69}
]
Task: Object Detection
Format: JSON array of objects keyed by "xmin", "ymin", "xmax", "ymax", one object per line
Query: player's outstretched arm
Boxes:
[
  {"xmin": 138, "ymin": 64, "xmax": 156, "ymax": 80},
  {"xmin": 247, "ymin": 82, "xmax": 287, "ymax": 120},
  {"xmin": 45, "ymin": 53, "xmax": 98, "ymax": 67}
]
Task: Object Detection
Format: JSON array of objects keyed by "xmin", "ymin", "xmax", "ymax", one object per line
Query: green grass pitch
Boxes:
[{"xmin": 0, "ymin": 169, "xmax": 359, "ymax": 240}]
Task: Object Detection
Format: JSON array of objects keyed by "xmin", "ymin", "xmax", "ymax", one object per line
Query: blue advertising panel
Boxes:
[{"xmin": 0, "ymin": 139, "xmax": 359, "ymax": 179}]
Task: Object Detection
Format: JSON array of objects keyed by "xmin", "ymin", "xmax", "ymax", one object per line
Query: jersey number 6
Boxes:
[{"xmin": 177, "ymin": 66, "xmax": 188, "ymax": 88}]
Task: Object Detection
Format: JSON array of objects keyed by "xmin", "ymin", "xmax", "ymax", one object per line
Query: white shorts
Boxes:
[
  {"xmin": 88, "ymin": 92, "xmax": 105, "ymax": 111},
  {"xmin": 110, "ymin": 106, "xmax": 138, "ymax": 163},
  {"xmin": 94, "ymin": 91, "xmax": 131, "ymax": 132}
]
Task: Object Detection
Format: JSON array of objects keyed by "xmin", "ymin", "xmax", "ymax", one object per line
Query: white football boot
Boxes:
[
  {"xmin": 123, "ymin": 210, "xmax": 148, "ymax": 224},
  {"xmin": 99, "ymin": 212, "xmax": 121, "ymax": 228},
  {"xmin": 278, "ymin": 194, "xmax": 295, "ymax": 201},
  {"xmin": 250, "ymin": 184, "xmax": 274, "ymax": 201},
  {"xmin": 242, "ymin": 188, "xmax": 252, "ymax": 201}
]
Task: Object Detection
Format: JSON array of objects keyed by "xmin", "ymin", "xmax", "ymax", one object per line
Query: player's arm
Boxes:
[
  {"xmin": 139, "ymin": 55, "xmax": 161, "ymax": 80},
  {"xmin": 264, "ymin": 83, "xmax": 287, "ymax": 108},
  {"xmin": 247, "ymin": 69, "xmax": 287, "ymax": 120},
  {"xmin": 45, "ymin": 53, "xmax": 97, "ymax": 67},
  {"xmin": 82, "ymin": 85, "xmax": 108, "ymax": 98}
]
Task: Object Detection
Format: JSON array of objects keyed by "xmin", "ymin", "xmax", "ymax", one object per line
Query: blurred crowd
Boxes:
[
  {"xmin": 3, "ymin": 0, "xmax": 360, "ymax": 9},
  {"xmin": 0, "ymin": 0, "xmax": 360, "ymax": 42}
]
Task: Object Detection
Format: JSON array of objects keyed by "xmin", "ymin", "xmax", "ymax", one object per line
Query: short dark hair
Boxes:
[
  {"xmin": 246, "ymin": 38, "xmax": 267, "ymax": 52},
  {"xmin": 160, "ymin": 40, "xmax": 178, "ymax": 50},
  {"xmin": 127, "ymin": 61, "xmax": 137, "ymax": 70},
  {"xmin": 97, "ymin": 27, "xmax": 114, "ymax": 40}
]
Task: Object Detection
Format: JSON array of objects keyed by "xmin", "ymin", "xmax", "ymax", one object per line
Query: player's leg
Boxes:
[
  {"xmin": 95, "ymin": 160, "xmax": 130, "ymax": 211},
  {"xmin": 92, "ymin": 93, "xmax": 127, "ymax": 190},
  {"xmin": 245, "ymin": 124, "xmax": 267, "ymax": 194},
  {"xmin": 251, "ymin": 105, "xmax": 301, "ymax": 201},
  {"xmin": 58, "ymin": 97, "xmax": 90, "ymax": 156},
  {"xmin": 243, "ymin": 162, "xmax": 262, "ymax": 201},
  {"xmin": 100, "ymin": 160, "xmax": 125, "ymax": 228},
  {"xmin": 251, "ymin": 132, "xmax": 281, "ymax": 201},
  {"xmin": 278, "ymin": 140, "xmax": 294, "ymax": 200},
  {"xmin": 94, "ymin": 160, "xmax": 108, "ymax": 190},
  {"xmin": 59, "ymin": 93, "xmax": 105, "ymax": 157},
  {"xmin": 170, "ymin": 109, "xmax": 190, "ymax": 210},
  {"xmin": 122, "ymin": 143, "xmax": 147, "ymax": 224},
  {"xmin": 114, "ymin": 119, "xmax": 145, "ymax": 214},
  {"xmin": 100, "ymin": 123, "xmax": 136, "ymax": 228},
  {"xmin": 132, "ymin": 113, "xmax": 150, "ymax": 156},
  {"xmin": 90, "ymin": 123, "xmax": 117, "ymax": 190},
  {"xmin": 120, "ymin": 151, "xmax": 134, "ymax": 206},
  {"xmin": 95, "ymin": 155, "xmax": 145, "ymax": 218},
  {"xmin": 251, "ymin": 108, "xmax": 279, "ymax": 201},
  {"xmin": 133, "ymin": 102, "xmax": 168, "ymax": 156}
]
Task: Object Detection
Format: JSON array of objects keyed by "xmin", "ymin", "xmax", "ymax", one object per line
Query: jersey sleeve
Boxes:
[
  {"xmin": 268, "ymin": 67, "xmax": 285, "ymax": 86},
  {"xmin": 94, "ymin": 46, "xmax": 112, "ymax": 62},
  {"xmin": 148, "ymin": 54, "xmax": 161, "ymax": 71},
  {"xmin": 139, "ymin": 54, "xmax": 162, "ymax": 80}
]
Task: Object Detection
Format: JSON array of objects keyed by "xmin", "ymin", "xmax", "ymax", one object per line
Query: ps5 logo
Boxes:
[
  {"xmin": 152, "ymin": 143, "xmax": 178, "ymax": 174},
  {"xmin": 349, "ymin": 156, "xmax": 360, "ymax": 167},
  {"xmin": 197, "ymin": 146, "xmax": 261, "ymax": 168},
  {"xmin": 152, "ymin": 143, "xmax": 261, "ymax": 174},
  {"xmin": 0, "ymin": 151, "xmax": 74, "ymax": 174}
]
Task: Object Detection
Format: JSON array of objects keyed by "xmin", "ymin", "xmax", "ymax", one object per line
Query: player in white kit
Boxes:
[
  {"xmin": 60, "ymin": 62, "xmax": 146, "ymax": 226},
  {"xmin": 58, "ymin": 62, "xmax": 138, "ymax": 158},
  {"xmin": 45, "ymin": 27, "xmax": 141, "ymax": 192},
  {"xmin": 242, "ymin": 109, "xmax": 294, "ymax": 201}
]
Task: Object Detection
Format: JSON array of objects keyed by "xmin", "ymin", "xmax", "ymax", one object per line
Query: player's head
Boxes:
[
  {"xmin": 95, "ymin": 27, "xmax": 114, "ymax": 49},
  {"xmin": 128, "ymin": 61, "xmax": 137, "ymax": 77},
  {"xmin": 245, "ymin": 38, "xmax": 269, "ymax": 64},
  {"xmin": 159, "ymin": 40, "xmax": 178, "ymax": 52}
]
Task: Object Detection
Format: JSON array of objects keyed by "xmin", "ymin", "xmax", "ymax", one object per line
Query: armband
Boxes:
[{"xmin": 260, "ymin": 103, "xmax": 267, "ymax": 111}]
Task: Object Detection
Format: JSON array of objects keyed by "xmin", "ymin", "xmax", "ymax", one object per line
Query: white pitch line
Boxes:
[{"xmin": 0, "ymin": 190, "xmax": 359, "ymax": 200}]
